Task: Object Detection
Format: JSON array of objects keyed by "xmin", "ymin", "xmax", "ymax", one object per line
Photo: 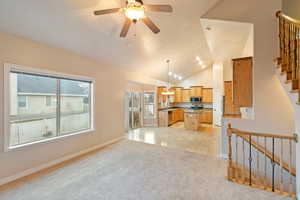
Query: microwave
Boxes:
[{"xmin": 190, "ymin": 97, "xmax": 202, "ymax": 102}]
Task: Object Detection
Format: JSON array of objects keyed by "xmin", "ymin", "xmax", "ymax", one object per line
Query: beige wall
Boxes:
[
  {"xmin": 242, "ymin": 25, "xmax": 254, "ymax": 57},
  {"xmin": 283, "ymin": 0, "xmax": 300, "ymax": 20},
  {"xmin": 176, "ymin": 66, "xmax": 213, "ymax": 88},
  {"xmin": 205, "ymin": 0, "xmax": 294, "ymax": 134},
  {"xmin": 0, "ymin": 32, "xmax": 142, "ymax": 181}
]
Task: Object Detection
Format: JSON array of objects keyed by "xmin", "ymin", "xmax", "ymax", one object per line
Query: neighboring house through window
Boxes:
[
  {"xmin": 46, "ymin": 96, "xmax": 52, "ymax": 107},
  {"xmin": 4, "ymin": 63, "xmax": 95, "ymax": 150},
  {"xmin": 18, "ymin": 95, "xmax": 27, "ymax": 108}
]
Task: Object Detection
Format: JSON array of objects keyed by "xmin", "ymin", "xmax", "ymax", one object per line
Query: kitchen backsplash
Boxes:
[{"xmin": 171, "ymin": 102, "xmax": 213, "ymax": 109}]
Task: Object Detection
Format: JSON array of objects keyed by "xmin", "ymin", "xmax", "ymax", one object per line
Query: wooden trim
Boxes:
[
  {"xmin": 232, "ymin": 56, "xmax": 253, "ymax": 61},
  {"xmin": 276, "ymin": 11, "xmax": 300, "ymax": 26},
  {"xmin": 229, "ymin": 128, "xmax": 297, "ymax": 141},
  {"xmin": 190, "ymin": 86, "xmax": 203, "ymax": 88}
]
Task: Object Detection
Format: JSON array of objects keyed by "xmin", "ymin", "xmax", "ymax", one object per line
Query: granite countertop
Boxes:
[{"xmin": 159, "ymin": 107, "xmax": 212, "ymax": 113}]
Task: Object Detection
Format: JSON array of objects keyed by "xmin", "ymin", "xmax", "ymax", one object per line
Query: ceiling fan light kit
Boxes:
[{"xmin": 93, "ymin": 0, "xmax": 173, "ymax": 37}]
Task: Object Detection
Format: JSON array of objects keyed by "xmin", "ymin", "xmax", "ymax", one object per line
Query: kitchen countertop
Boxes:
[{"xmin": 159, "ymin": 107, "xmax": 212, "ymax": 113}]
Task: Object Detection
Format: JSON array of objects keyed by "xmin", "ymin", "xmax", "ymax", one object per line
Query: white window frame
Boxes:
[{"xmin": 4, "ymin": 63, "xmax": 95, "ymax": 152}]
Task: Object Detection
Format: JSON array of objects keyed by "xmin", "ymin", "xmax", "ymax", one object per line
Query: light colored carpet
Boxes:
[{"xmin": 0, "ymin": 140, "xmax": 290, "ymax": 200}]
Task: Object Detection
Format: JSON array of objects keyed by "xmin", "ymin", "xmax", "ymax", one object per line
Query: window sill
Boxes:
[{"xmin": 5, "ymin": 129, "xmax": 95, "ymax": 152}]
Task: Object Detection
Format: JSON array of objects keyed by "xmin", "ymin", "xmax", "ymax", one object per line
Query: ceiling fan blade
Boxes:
[
  {"xmin": 144, "ymin": 5, "xmax": 173, "ymax": 12},
  {"xmin": 120, "ymin": 18, "xmax": 132, "ymax": 37},
  {"xmin": 142, "ymin": 17, "xmax": 160, "ymax": 34},
  {"xmin": 94, "ymin": 8, "xmax": 121, "ymax": 15}
]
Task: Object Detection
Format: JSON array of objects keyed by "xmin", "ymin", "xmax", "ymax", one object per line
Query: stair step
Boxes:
[
  {"xmin": 290, "ymin": 89, "xmax": 298, "ymax": 93},
  {"xmin": 285, "ymin": 80, "xmax": 292, "ymax": 84}
]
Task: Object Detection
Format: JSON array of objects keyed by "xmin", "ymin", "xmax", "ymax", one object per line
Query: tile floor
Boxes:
[{"xmin": 127, "ymin": 122, "xmax": 221, "ymax": 156}]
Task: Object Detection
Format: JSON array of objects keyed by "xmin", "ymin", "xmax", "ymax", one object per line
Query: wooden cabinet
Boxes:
[
  {"xmin": 158, "ymin": 111, "xmax": 168, "ymax": 127},
  {"xmin": 184, "ymin": 113, "xmax": 201, "ymax": 131},
  {"xmin": 172, "ymin": 109, "xmax": 184, "ymax": 123},
  {"xmin": 199, "ymin": 110, "xmax": 213, "ymax": 124},
  {"xmin": 202, "ymin": 88, "xmax": 213, "ymax": 103},
  {"xmin": 182, "ymin": 89, "xmax": 191, "ymax": 102},
  {"xmin": 232, "ymin": 57, "xmax": 253, "ymax": 107},
  {"xmin": 224, "ymin": 81, "xmax": 241, "ymax": 116},
  {"xmin": 157, "ymin": 86, "xmax": 167, "ymax": 105},
  {"xmin": 191, "ymin": 86, "xmax": 203, "ymax": 97},
  {"xmin": 172, "ymin": 87, "xmax": 183, "ymax": 103}
]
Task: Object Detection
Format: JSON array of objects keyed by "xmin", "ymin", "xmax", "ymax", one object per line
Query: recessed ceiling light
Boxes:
[
  {"xmin": 196, "ymin": 56, "xmax": 200, "ymax": 61},
  {"xmin": 178, "ymin": 76, "xmax": 182, "ymax": 80},
  {"xmin": 168, "ymin": 72, "xmax": 173, "ymax": 76},
  {"xmin": 173, "ymin": 74, "xmax": 178, "ymax": 78}
]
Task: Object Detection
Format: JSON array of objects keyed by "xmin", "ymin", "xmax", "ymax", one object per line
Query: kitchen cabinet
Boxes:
[
  {"xmin": 172, "ymin": 109, "xmax": 184, "ymax": 123},
  {"xmin": 199, "ymin": 110, "xmax": 213, "ymax": 124},
  {"xmin": 158, "ymin": 111, "xmax": 168, "ymax": 127},
  {"xmin": 182, "ymin": 89, "xmax": 191, "ymax": 102},
  {"xmin": 184, "ymin": 113, "xmax": 201, "ymax": 131},
  {"xmin": 191, "ymin": 86, "xmax": 203, "ymax": 97},
  {"xmin": 172, "ymin": 87, "xmax": 183, "ymax": 103},
  {"xmin": 224, "ymin": 81, "xmax": 241, "ymax": 116},
  {"xmin": 157, "ymin": 86, "xmax": 167, "ymax": 105},
  {"xmin": 232, "ymin": 57, "xmax": 253, "ymax": 107},
  {"xmin": 202, "ymin": 88, "xmax": 213, "ymax": 103}
]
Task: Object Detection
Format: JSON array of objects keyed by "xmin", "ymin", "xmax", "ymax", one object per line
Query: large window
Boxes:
[{"xmin": 5, "ymin": 64, "xmax": 94, "ymax": 149}]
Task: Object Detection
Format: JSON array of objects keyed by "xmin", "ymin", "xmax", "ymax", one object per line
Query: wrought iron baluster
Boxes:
[
  {"xmin": 256, "ymin": 136, "xmax": 260, "ymax": 186},
  {"xmin": 249, "ymin": 135, "xmax": 252, "ymax": 186},
  {"xmin": 242, "ymin": 138, "xmax": 245, "ymax": 183},
  {"xmin": 264, "ymin": 136, "xmax": 267, "ymax": 188},
  {"xmin": 289, "ymin": 139, "xmax": 293, "ymax": 194},
  {"xmin": 235, "ymin": 135, "xmax": 238, "ymax": 180},
  {"xmin": 271, "ymin": 138, "xmax": 275, "ymax": 192},
  {"xmin": 280, "ymin": 139, "xmax": 284, "ymax": 192}
]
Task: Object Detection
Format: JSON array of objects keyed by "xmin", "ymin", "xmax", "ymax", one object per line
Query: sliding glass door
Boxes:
[{"xmin": 143, "ymin": 91, "xmax": 156, "ymax": 127}]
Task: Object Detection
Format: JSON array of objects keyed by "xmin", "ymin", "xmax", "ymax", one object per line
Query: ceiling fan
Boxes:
[{"xmin": 94, "ymin": 0, "xmax": 173, "ymax": 37}]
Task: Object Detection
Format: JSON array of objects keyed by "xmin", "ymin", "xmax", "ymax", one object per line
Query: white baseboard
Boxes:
[{"xmin": 0, "ymin": 136, "xmax": 124, "ymax": 186}]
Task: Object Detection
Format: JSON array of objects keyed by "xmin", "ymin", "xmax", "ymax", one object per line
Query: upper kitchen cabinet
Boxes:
[
  {"xmin": 172, "ymin": 87, "xmax": 183, "ymax": 103},
  {"xmin": 232, "ymin": 57, "xmax": 253, "ymax": 107},
  {"xmin": 182, "ymin": 89, "xmax": 191, "ymax": 102},
  {"xmin": 157, "ymin": 86, "xmax": 167, "ymax": 104},
  {"xmin": 191, "ymin": 86, "xmax": 203, "ymax": 97},
  {"xmin": 202, "ymin": 88, "xmax": 213, "ymax": 103}
]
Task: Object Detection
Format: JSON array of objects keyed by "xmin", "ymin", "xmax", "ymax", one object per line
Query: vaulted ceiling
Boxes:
[{"xmin": 0, "ymin": 0, "xmax": 250, "ymax": 82}]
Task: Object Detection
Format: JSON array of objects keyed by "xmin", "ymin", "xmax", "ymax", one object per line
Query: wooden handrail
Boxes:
[
  {"xmin": 276, "ymin": 11, "xmax": 300, "ymax": 26},
  {"xmin": 228, "ymin": 127, "xmax": 297, "ymax": 141}
]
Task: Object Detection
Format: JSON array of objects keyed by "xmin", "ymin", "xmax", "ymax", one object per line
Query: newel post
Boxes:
[{"xmin": 227, "ymin": 123, "xmax": 233, "ymax": 181}]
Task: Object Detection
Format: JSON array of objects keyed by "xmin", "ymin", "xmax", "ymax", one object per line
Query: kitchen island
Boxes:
[{"xmin": 158, "ymin": 107, "xmax": 213, "ymax": 129}]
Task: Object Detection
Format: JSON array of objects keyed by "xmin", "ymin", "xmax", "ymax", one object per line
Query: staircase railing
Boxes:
[
  {"xmin": 227, "ymin": 124, "xmax": 297, "ymax": 197},
  {"xmin": 276, "ymin": 11, "xmax": 300, "ymax": 102}
]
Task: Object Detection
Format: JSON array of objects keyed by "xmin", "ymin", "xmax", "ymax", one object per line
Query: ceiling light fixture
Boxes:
[
  {"xmin": 124, "ymin": 3, "xmax": 145, "ymax": 21},
  {"xmin": 162, "ymin": 60, "xmax": 175, "ymax": 96}
]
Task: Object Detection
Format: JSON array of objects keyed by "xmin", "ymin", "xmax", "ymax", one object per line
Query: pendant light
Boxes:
[{"xmin": 162, "ymin": 60, "xmax": 175, "ymax": 96}]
